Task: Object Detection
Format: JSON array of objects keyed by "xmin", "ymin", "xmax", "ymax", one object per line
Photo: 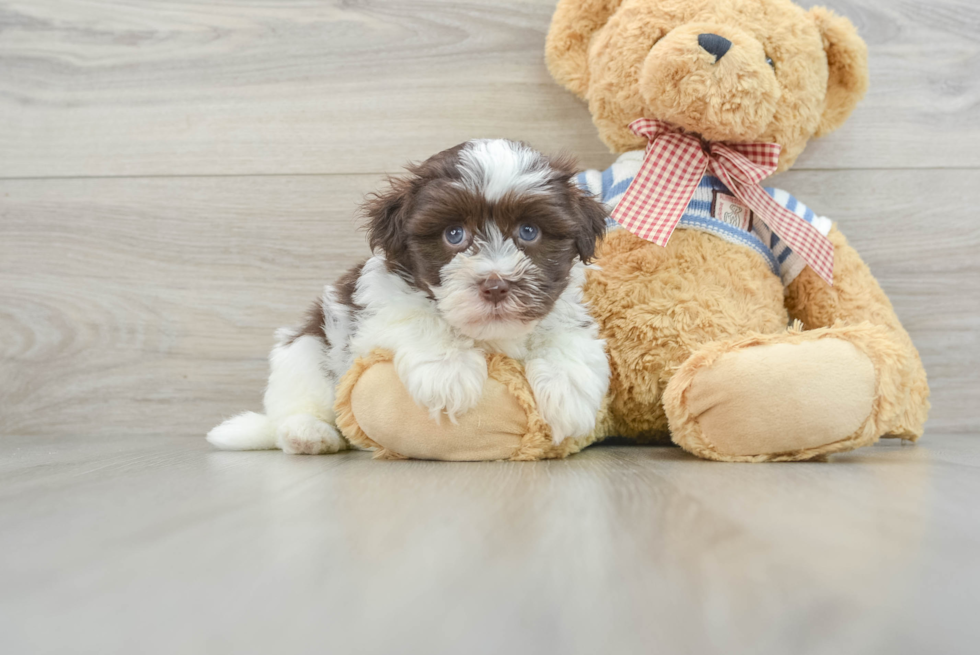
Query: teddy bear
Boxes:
[{"xmin": 334, "ymin": 0, "xmax": 930, "ymax": 462}]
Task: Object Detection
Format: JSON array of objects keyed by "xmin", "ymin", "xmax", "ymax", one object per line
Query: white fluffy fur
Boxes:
[
  {"xmin": 207, "ymin": 333, "xmax": 347, "ymax": 454},
  {"xmin": 209, "ymin": 256, "xmax": 608, "ymax": 452},
  {"xmin": 523, "ymin": 264, "xmax": 609, "ymax": 443},
  {"xmin": 350, "ymin": 257, "xmax": 490, "ymax": 423},
  {"xmin": 206, "ymin": 411, "xmax": 274, "ymax": 450},
  {"xmin": 351, "ymin": 256, "xmax": 608, "ymax": 440},
  {"xmin": 457, "ymin": 139, "xmax": 551, "ymax": 201}
]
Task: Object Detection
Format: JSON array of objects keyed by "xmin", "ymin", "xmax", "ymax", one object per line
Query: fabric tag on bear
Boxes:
[{"xmin": 712, "ymin": 192, "xmax": 753, "ymax": 231}]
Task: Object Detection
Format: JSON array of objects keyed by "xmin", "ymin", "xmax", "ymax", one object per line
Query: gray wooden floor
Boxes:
[
  {"xmin": 1, "ymin": 1, "xmax": 978, "ymax": 653},
  {"xmin": 2, "ymin": 434, "xmax": 980, "ymax": 655}
]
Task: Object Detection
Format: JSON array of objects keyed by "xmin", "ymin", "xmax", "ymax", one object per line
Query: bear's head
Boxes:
[{"xmin": 546, "ymin": 0, "xmax": 868, "ymax": 171}]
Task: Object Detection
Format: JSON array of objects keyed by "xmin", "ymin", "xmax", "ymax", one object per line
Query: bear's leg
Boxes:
[
  {"xmin": 335, "ymin": 351, "xmax": 598, "ymax": 461},
  {"xmin": 662, "ymin": 225, "xmax": 929, "ymax": 463},
  {"xmin": 663, "ymin": 325, "xmax": 897, "ymax": 461}
]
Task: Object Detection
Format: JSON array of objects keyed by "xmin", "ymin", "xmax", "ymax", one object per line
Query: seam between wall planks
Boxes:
[{"xmin": 1, "ymin": 166, "xmax": 978, "ymax": 183}]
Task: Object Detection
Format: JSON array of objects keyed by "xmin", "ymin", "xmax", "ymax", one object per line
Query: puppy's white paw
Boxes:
[
  {"xmin": 526, "ymin": 358, "xmax": 605, "ymax": 444},
  {"xmin": 399, "ymin": 350, "xmax": 488, "ymax": 422},
  {"xmin": 275, "ymin": 414, "xmax": 347, "ymax": 455}
]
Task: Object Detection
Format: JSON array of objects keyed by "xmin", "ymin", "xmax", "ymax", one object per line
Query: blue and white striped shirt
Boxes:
[{"xmin": 575, "ymin": 150, "xmax": 832, "ymax": 285}]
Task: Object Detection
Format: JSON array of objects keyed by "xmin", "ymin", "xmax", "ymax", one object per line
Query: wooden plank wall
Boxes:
[{"xmin": 1, "ymin": 0, "xmax": 977, "ymax": 439}]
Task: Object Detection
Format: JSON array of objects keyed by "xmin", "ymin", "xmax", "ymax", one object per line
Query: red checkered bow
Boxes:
[{"xmin": 610, "ymin": 118, "xmax": 835, "ymax": 284}]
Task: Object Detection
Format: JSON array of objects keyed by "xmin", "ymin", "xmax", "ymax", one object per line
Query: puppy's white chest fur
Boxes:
[{"xmin": 476, "ymin": 337, "xmax": 533, "ymax": 361}]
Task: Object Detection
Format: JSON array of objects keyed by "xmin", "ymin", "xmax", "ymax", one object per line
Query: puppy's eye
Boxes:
[
  {"xmin": 444, "ymin": 225, "xmax": 466, "ymax": 246},
  {"xmin": 765, "ymin": 56, "xmax": 775, "ymax": 68},
  {"xmin": 518, "ymin": 224, "xmax": 540, "ymax": 242}
]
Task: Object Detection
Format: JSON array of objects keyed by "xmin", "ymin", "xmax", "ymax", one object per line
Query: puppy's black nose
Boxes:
[
  {"xmin": 698, "ymin": 33, "xmax": 732, "ymax": 61},
  {"xmin": 479, "ymin": 276, "xmax": 510, "ymax": 304}
]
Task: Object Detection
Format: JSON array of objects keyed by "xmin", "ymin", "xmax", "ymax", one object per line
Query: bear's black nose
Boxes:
[{"xmin": 698, "ymin": 33, "xmax": 732, "ymax": 61}]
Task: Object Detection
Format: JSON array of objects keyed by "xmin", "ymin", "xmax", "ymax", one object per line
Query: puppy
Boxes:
[{"xmin": 208, "ymin": 139, "xmax": 610, "ymax": 455}]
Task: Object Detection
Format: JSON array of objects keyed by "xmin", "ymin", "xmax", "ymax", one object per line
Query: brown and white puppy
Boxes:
[{"xmin": 208, "ymin": 139, "xmax": 610, "ymax": 455}]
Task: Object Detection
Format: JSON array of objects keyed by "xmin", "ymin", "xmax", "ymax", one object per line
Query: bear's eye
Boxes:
[{"xmin": 765, "ymin": 55, "xmax": 775, "ymax": 69}]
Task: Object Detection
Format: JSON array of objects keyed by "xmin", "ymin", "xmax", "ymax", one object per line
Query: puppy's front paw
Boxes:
[
  {"xmin": 526, "ymin": 358, "xmax": 606, "ymax": 444},
  {"xmin": 399, "ymin": 350, "xmax": 488, "ymax": 422},
  {"xmin": 276, "ymin": 414, "xmax": 347, "ymax": 455}
]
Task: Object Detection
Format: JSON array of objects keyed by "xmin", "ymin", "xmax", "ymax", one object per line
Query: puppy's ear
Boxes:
[
  {"xmin": 572, "ymin": 187, "xmax": 608, "ymax": 264},
  {"xmin": 363, "ymin": 174, "xmax": 415, "ymax": 261},
  {"xmin": 549, "ymin": 153, "xmax": 608, "ymax": 264}
]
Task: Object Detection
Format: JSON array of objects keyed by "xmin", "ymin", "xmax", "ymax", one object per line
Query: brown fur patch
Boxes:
[
  {"xmin": 284, "ymin": 261, "xmax": 365, "ymax": 347},
  {"xmin": 284, "ymin": 301, "xmax": 327, "ymax": 347},
  {"xmin": 335, "ymin": 261, "xmax": 365, "ymax": 309}
]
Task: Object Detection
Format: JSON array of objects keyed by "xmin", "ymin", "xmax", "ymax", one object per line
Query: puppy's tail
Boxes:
[{"xmin": 207, "ymin": 411, "xmax": 277, "ymax": 450}]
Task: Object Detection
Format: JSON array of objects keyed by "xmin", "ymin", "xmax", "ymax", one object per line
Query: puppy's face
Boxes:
[{"xmin": 365, "ymin": 139, "xmax": 607, "ymax": 341}]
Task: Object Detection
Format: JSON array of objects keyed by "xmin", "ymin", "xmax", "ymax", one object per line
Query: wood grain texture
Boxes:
[
  {"xmin": 1, "ymin": 0, "xmax": 979, "ymax": 178},
  {"xmin": 798, "ymin": 0, "xmax": 980, "ymax": 169},
  {"xmin": 1, "ymin": 433, "xmax": 979, "ymax": 655},
  {"xmin": 0, "ymin": 174, "xmax": 376, "ymax": 437},
  {"xmin": 0, "ymin": 2, "xmax": 978, "ymax": 652},
  {"xmin": 2, "ymin": 170, "xmax": 977, "ymax": 438},
  {"xmin": 0, "ymin": 0, "xmax": 608, "ymax": 177}
]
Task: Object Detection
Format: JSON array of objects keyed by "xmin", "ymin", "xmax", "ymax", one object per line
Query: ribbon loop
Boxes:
[
  {"xmin": 613, "ymin": 119, "xmax": 709, "ymax": 246},
  {"xmin": 610, "ymin": 118, "xmax": 834, "ymax": 285},
  {"xmin": 628, "ymin": 118, "xmax": 676, "ymax": 143}
]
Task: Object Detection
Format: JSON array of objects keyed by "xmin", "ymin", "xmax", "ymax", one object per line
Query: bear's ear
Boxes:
[
  {"xmin": 809, "ymin": 6, "xmax": 869, "ymax": 137},
  {"xmin": 546, "ymin": 0, "xmax": 625, "ymax": 99}
]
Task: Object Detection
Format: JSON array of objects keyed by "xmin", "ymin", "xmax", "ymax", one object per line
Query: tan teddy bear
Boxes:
[{"xmin": 336, "ymin": 0, "xmax": 930, "ymax": 462}]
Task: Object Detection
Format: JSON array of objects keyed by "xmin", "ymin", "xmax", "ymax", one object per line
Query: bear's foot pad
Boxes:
[{"xmin": 673, "ymin": 338, "xmax": 876, "ymax": 460}]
